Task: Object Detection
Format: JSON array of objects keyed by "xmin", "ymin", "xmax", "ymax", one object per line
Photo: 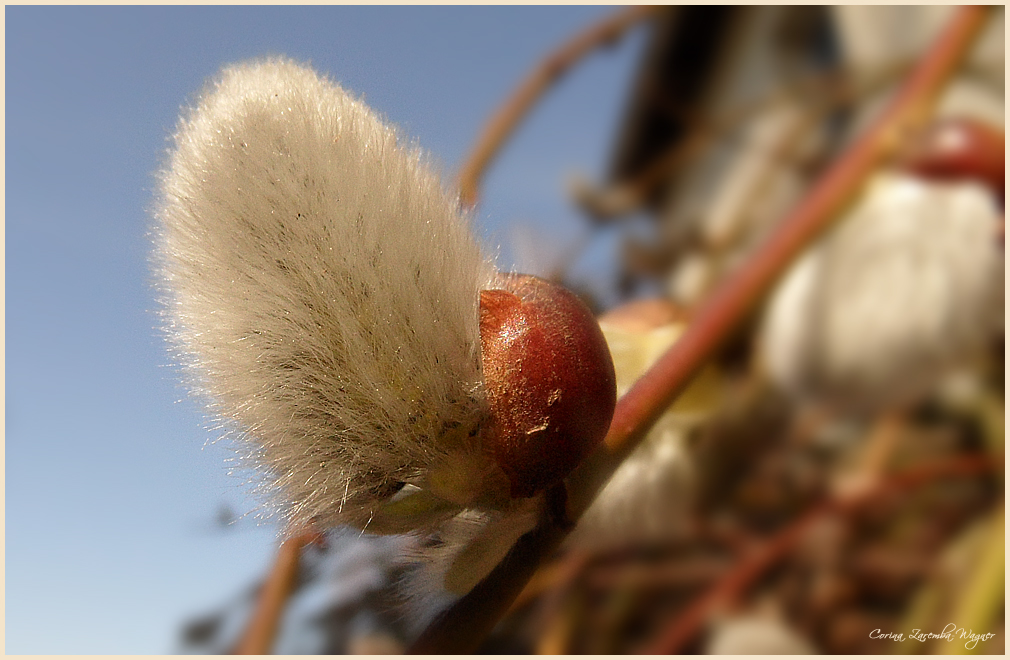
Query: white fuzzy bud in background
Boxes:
[
  {"xmin": 153, "ymin": 58, "xmax": 499, "ymax": 532},
  {"xmin": 569, "ymin": 410, "xmax": 692, "ymax": 550},
  {"xmin": 704, "ymin": 613, "xmax": 818, "ymax": 655},
  {"xmin": 568, "ymin": 303, "xmax": 719, "ymax": 551},
  {"xmin": 399, "ymin": 501, "xmax": 540, "ymax": 631},
  {"xmin": 760, "ymin": 172, "xmax": 1003, "ymax": 411}
]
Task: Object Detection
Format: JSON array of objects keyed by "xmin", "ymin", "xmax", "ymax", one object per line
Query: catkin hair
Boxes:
[
  {"xmin": 154, "ymin": 58, "xmax": 497, "ymax": 530},
  {"xmin": 761, "ymin": 173, "xmax": 1003, "ymax": 409}
]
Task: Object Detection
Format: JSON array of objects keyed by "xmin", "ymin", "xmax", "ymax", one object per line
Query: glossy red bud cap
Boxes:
[
  {"xmin": 479, "ymin": 274, "xmax": 617, "ymax": 499},
  {"xmin": 898, "ymin": 117, "xmax": 1005, "ymax": 203}
]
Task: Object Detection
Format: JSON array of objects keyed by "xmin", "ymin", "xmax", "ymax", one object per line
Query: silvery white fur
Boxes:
[
  {"xmin": 154, "ymin": 58, "xmax": 500, "ymax": 534},
  {"xmin": 760, "ymin": 172, "xmax": 1003, "ymax": 410}
]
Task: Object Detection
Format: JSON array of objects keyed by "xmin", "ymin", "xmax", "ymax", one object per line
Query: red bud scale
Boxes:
[{"xmin": 479, "ymin": 274, "xmax": 617, "ymax": 499}]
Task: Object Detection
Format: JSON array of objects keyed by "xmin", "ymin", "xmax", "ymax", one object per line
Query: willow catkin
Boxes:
[
  {"xmin": 153, "ymin": 58, "xmax": 498, "ymax": 531},
  {"xmin": 760, "ymin": 172, "xmax": 1003, "ymax": 411}
]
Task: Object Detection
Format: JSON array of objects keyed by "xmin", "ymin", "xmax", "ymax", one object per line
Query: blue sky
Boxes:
[{"xmin": 6, "ymin": 6, "xmax": 646, "ymax": 653}]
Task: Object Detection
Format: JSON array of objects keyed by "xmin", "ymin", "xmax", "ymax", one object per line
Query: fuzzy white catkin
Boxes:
[
  {"xmin": 398, "ymin": 501, "xmax": 540, "ymax": 631},
  {"xmin": 760, "ymin": 172, "xmax": 1003, "ymax": 410},
  {"xmin": 567, "ymin": 322, "xmax": 698, "ymax": 551},
  {"xmin": 154, "ymin": 58, "xmax": 498, "ymax": 531},
  {"xmin": 704, "ymin": 614, "xmax": 818, "ymax": 655}
]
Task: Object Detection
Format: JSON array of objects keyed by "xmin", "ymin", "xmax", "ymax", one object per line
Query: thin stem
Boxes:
[
  {"xmin": 581, "ymin": 59, "xmax": 914, "ymax": 220},
  {"xmin": 457, "ymin": 5, "xmax": 660, "ymax": 208},
  {"xmin": 407, "ymin": 6, "xmax": 990, "ymax": 654},
  {"xmin": 564, "ymin": 3, "xmax": 991, "ymax": 520},
  {"xmin": 231, "ymin": 528, "xmax": 324, "ymax": 655}
]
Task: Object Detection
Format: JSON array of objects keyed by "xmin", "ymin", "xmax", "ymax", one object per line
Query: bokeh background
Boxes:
[{"xmin": 6, "ymin": 5, "xmax": 1004, "ymax": 655}]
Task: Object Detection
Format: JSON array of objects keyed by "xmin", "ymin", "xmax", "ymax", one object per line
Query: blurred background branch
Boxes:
[
  {"xmin": 457, "ymin": 4, "xmax": 660, "ymax": 208},
  {"xmin": 407, "ymin": 5, "xmax": 994, "ymax": 653}
]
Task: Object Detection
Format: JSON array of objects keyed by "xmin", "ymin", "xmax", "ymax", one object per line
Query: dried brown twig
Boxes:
[
  {"xmin": 408, "ymin": 5, "xmax": 991, "ymax": 653},
  {"xmin": 456, "ymin": 5, "xmax": 661, "ymax": 208},
  {"xmin": 231, "ymin": 527, "xmax": 325, "ymax": 654},
  {"xmin": 639, "ymin": 451, "xmax": 1004, "ymax": 654}
]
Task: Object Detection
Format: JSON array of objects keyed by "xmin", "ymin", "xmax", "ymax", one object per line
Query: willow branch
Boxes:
[
  {"xmin": 406, "ymin": 6, "xmax": 990, "ymax": 654},
  {"xmin": 563, "ymin": 3, "xmax": 991, "ymax": 520},
  {"xmin": 231, "ymin": 528, "xmax": 324, "ymax": 655},
  {"xmin": 457, "ymin": 5, "xmax": 660, "ymax": 208},
  {"xmin": 583, "ymin": 57, "xmax": 935, "ymax": 220}
]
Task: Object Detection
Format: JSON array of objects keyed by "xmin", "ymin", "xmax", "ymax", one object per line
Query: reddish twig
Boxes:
[
  {"xmin": 564, "ymin": 4, "xmax": 991, "ymax": 519},
  {"xmin": 586, "ymin": 556, "xmax": 732, "ymax": 591},
  {"xmin": 407, "ymin": 5, "xmax": 990, "ymax": 654},
  {"xmin": 231, "ymin": 527, "xmax": 325, "ymax": 655},
  {"xmin": 639, "ymin": 451, "xmax": 1003, "ymax": 654},
  {"xmin": 457, "ymin": 5, "xmax": 660, "ymax": 208},
  {"xmin": 643, "ymin": 506, "xmax": 827, "ymax": 655},
  {"xmin": 575, "ymin": 51, "xmax": 920, "ymax": 221},
  {"xmin": 507, "ymin": 548, "xmax": 593, "ymax": 615}
]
